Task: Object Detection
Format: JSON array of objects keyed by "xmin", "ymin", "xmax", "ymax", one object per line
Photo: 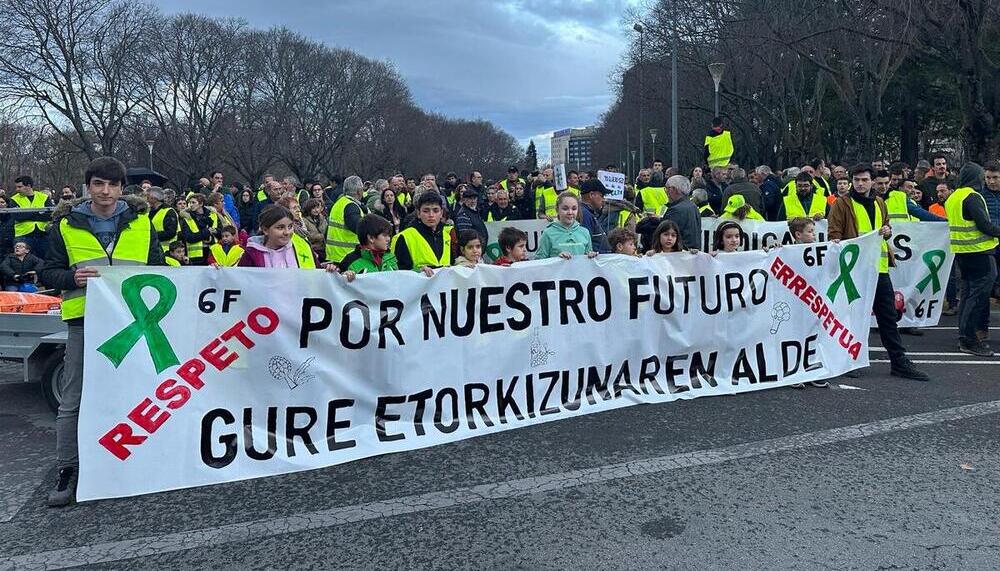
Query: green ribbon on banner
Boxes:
[
  {"xmin": 915, "ymin": 249, "xmax": 947, "ymax": 294},
  {"xmin": 97, "ymin": 274, "xmax": 179, "ymax": 374},
  {"xmin": 826, "ymin": 244, "xmax": 861, "ymax": 303}
]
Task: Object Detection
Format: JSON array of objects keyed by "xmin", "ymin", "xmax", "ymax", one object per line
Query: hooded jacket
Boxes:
[
  {"xmin": 536, "ymin": 220, "xmax": 592, "ymax": 258},
  {"xmin": 239, "ymin": 235, "xmax": 304, "ymax": 268},
  {"xmin": 954, "ymin": 162, "xmax": 1000, "ymax": 250},
  {"xmin": 39, "ymin": 196, "xmax": 164, "ymax": 321}
]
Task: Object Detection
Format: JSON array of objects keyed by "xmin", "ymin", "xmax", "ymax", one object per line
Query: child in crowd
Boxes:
[
  {"xmin": 494, "ymin": 227, "xmax": 529, "ymax": 266},
  {"xmin": 608, "ymin": 227, "xmax": 638, "ymax": 256},
  {"xmin": 165, "ymin": 241, "xmax": 188, "ymax": 266},
  {"xmin": 720, "ymin": 195, "xmax": 764, "ymax": 221},
  {"xmin": 238, "ymin": 205, "xmax": 319, "ymax": 269},
  {"xmin": 786, "ymin": 217, "xmax": 829, "ymax": 389},
  {"xmin": 646, "ymin": 220, "xmax": 685, "ymax": 255},
  {"xmin": 713, "ymin": 220, "xmax": 743, "ymax": 254},
  {"xmin": 454, "ymin": 229, "xmax": 483, "ymax": 267},
  {"xmin": 536, "ymin": 192, "xmax": 597, "ymax": 259},
  {"xmin": 207, "ymin": 225, "xmax": 245, "ymax": 267},
  {"xmin": 392, "ymin": 191, "xmax": 451, "ymax": 276},
  {"xmin": 339, "ymin": 214, "xmax": 399, "ymax": 279}
]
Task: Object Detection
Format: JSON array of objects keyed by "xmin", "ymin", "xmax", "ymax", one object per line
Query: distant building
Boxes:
[{"xmin": 550, "ymin": 126, "xmax": 597, "ymax": 171}]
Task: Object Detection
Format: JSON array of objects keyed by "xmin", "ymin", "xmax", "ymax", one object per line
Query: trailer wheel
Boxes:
[{"xmin": 40, "ymin": 349, "xmax": 66, "ymax": 413}]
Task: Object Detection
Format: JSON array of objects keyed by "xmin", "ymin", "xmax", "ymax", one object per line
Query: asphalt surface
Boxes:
[{"xmin": 1, "ymin": 312, "xmax": 998, "ymax": 570}]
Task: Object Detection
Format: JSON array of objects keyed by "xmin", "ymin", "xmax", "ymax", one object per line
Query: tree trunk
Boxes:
[{"xmin": 900, "ymin": 95, "xmax": 919, "ymax": 165}]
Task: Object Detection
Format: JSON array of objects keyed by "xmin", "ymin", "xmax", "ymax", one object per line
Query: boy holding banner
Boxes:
[{"xmin": 39, "ymin": 157, "xmax": 165, "ymax": 506}]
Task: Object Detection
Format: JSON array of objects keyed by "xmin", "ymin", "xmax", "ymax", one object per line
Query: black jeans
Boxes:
[
  {"xmin": 873, "ymin": 273, "xmax": 907, "ymax": 365},
  {"xmin": 956, "ymin": 254, "xmax": 997, "ymax": 344}
]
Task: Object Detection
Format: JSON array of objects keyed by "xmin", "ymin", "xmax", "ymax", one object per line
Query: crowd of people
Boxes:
[{"xmin": 11, "ymin": 139, "xmax": 999, "ymax": 506}]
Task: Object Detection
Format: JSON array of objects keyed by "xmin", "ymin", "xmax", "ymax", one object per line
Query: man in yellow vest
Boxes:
[
  {"xmin": 703, "ymin": 117, "xmax": 734, "ymax": 168},
  {"xmin": 635, "ymin": 169, "xmax": 668, "ymax": 217},
  {"xmin": 534, "ymin": 167, "xmax": 558, "ymax": 220},
  {"xmin": 392, "ymin": 191, "xmax": 452, "ymax": 275},
  {"xmin": 943, "ymin": 163, "xmax": 1000, "ymax": 356},
  {"xmin": 38, "ymin": 157, "xmax": 164, "ymax": 507},
  {"xmin": 827, "ymin": 163, "xmax": 929, "ymax": 381},
  {"xmin": 778, "ymin": 172, "xmax": 829, "ymax": 220},
  {"xmin": 256, "ymin": 173, "xmax": 276, "ymax": 202},
  {"xmin": 11, "ymin": 175, "xmax": 55, "ymax": 259},
  {"xmin": 325, "ymin": 175, "xmax": 368, "ymax": 266},
  {"xmin": 567, "ymin": 170, "xmax": 581, "ymax": 195},
  {"xmin": 145, "ymin": 186, "xmax": 178, "ymax": 251},
  {"xmin": 498, "ymin": 165, "xmax": 525, "ymax": 193}
]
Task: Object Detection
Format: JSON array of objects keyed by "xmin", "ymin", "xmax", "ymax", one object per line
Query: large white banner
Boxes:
[
  {"xmin": 79, "ymin": 233, "xmax": 881, "ymax": 500},
  {"xmin": 486, "ymin": 219, "xmax": 952, "ymax": 327}
]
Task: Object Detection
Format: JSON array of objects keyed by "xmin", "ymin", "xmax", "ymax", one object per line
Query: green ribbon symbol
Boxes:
[
  {"xmin": 826, "ymin": 244, "xmax": 861, "ymax": 303},
  {"xmin": 97, "ymin": 274, "xmax": 179, "ymax": 374},
  {"xmin": 916, "ymin": 250, "xmax": 947, "ymax": 294}
]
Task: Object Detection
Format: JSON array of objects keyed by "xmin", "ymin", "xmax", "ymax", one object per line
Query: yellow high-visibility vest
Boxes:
[
  {"xmin": 165, "ymin": 256, "xmax": 181, "ymax": 267},
  {"xmin": 12, "ymin": 192, "xmax": 49, "ymax": 236},
  {"xmin": 850, "ymin": 198, "xmax": 890, "ymax": 273},
  {"xmin": 59, "ymin": 215, "xmax": 151, "ymax": 320},
  {"xmin": 638, "ymin": 186, "xmax": 668, "ymax": 216},
  {"xmin": 704, "ymin": 130, "xmax": 734, "ymax": 168},
  {"xmin": 535, "ymin": 186, "xmax": 558, "ymax": 217},
  {"xmin": 782, "ymin": 189, "xmax": 826, "ymax": 219},
  {"xmin": 616, "ymin": 210, "xmax": 634, "ymax": 228},
  {"xmin": 208, "ymin": 243, "xmax": 244, "ymax": 267},
  {"xmin": 499, "ymin": 178, "xmax": 525, "ymax": 192},
  {"xmin": 325, "ymin": 195, "xmax": 363, "ymax": 263},
  {"xmin": 291, "ymin": 234, "xmax": 316, "ymax": 268},
  {"xmin": 182, "ymin": 217, "xmax": 205, "ymax": 259},
  {"xmin": 720, "ymin": 195, "xmax": 764, "ymax": 220},
  {"xmin": 391, "ymin": 225, "xmax": 453, "ymax": 269},
  {"xmin": 945, "ymin": 187, "xmax": 999, "ymax": 254},
  {"xmin": 149, "ymin": 207, "xmax": 177, "ymax": 252},
  {"xmin": 885, "ymin": 190, "xmax": 913, "ymax": 221}
]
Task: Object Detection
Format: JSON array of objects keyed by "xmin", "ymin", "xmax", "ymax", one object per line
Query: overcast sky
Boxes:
[{"xmin": 153, "ymin": 0, "xmax": 638, "ymax": 162}]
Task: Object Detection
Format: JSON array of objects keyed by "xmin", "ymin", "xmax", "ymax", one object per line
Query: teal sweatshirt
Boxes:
[{"xmin": 536, "ymin": 220, "xmax": 593, "ymax": 258}]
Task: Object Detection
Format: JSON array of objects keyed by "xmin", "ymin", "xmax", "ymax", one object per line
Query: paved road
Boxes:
[{"xmin": 1, "ymin": 314, "xmax": 998, "ymax": 570}]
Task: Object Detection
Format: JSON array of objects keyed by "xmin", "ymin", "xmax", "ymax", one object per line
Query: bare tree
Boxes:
[
  {"xmin": 135, "ymin": 13, "xmax": 247, "ymax": 186},
  {"xmin": 0, "ymin": 0, "xmax": 153, "ymax": 158}
]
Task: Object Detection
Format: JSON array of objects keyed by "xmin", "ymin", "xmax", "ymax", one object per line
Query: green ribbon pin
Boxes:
[
  {"xmin": 97, "ymin": 274, "xmax": 179, "ymax": 374},
  {"xmin": 915, "ymin": 250, "xmax": 947, "ymax": 294},
  {"xmin": 826, "ymin": 244, "xmax": 861, "ymax": 303}
]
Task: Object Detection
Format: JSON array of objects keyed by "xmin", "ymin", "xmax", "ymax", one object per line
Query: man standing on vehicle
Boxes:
[{"xmin": 39, "ymin": 157, "xmax": 164, "ymax": 507}]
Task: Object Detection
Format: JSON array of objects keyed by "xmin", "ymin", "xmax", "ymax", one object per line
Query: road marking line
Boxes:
[
  {"xmin": 917, "ymin": 326, "xmax": 998, "ymax": 330},
  {"xmin": 870, "ymin": 348, "xmax": 997, "ymax": 357},
  {"xmin": 3, "ymin": 400, "xmax": 1000, "ymax": 570},
  {"xmin": 871, "ymin": 359, "xmax": 1000, "ymax": 365}
]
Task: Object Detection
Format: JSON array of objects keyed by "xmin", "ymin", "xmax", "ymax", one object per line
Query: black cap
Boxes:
[
  {"xmin": 461, "ymin": 188, "xmax": 479, "ymax": 199},
  {"xmin": 508, "ymin": 166, "xmax": 520, "ymax": 173},
  {"xmin": 580, "ymin": 179, "xmax": 608, "ymax": 195}
]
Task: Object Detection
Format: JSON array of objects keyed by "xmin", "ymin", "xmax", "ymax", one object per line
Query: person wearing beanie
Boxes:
[{"xmin": 943, "ymin": 162, "xmax": 1000, "ymax": 356}]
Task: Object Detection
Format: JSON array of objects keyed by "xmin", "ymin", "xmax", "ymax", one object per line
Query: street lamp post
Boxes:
[
  {"xmin": 630, "ymin": 150, "xmax": 637, "ymax": 180},
  {"xmin": 708, "ymin": 62, "xmax": 726, "ymax": 117},
  {"xmin": 649, "ymin": 129, "xmax": 658, "ymax": 164},
  {"xmin": 145, "ymin": 139, "xmax": 155, "ymax": 170},
  {"xmin": 634, "ymin": 22, "xmax": 645, "ymax": 170},
  {"xmin": 670, "ymin": 5, "xmax": 679, "ymax": 171}
]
